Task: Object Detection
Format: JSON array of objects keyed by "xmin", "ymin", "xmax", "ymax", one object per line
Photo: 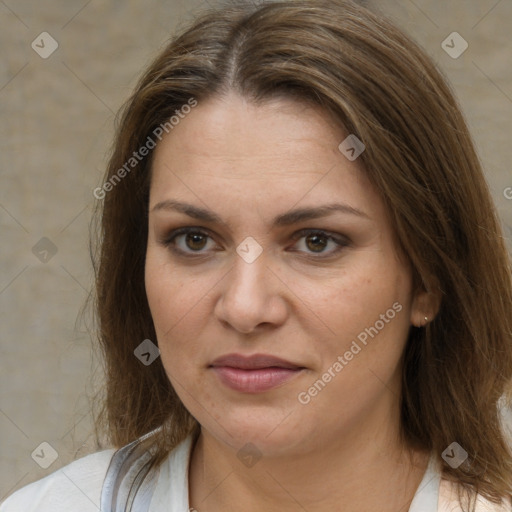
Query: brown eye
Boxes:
[
  {"xmin": 161, "ymin": 227, "xmax": 215, "ymax": 256},
  {"xmin": 162, "ymin": 227, "xmax": 348, "ymax": 260},
  {"xmin": 305, "ymin": 233, "xmax": 328, "ymax": 253},
  {"xmin": 185, "ymin": 232, "xmax": 208, "ymax": 251},
  {"xmin": 291, "ymin": 229, "xmax": 349, "ymax": 258}
]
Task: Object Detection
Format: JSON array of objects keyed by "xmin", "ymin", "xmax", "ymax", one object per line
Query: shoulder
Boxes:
[
  {"xmin": 0, "ymin": 448, "xmax": 116, "ymax": 512},
  {"xmin": 439, "ymin": 478, "xmax": 512, "ymax": 512}
]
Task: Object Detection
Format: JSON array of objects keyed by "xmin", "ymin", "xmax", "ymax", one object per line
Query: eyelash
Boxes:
[{"xmin": 160, "ymin": 227, "xmax": 349, "ymax": 259}]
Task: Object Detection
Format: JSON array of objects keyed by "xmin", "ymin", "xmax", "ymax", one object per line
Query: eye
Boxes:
[
  {"xmin": 290, "ymin": 229, "xmax": 349, "ymax": 257},
  {"xmin": 160, "ymin": 227, "xmax": 349, "ymax": 259},
  {"xmin": 161, "ymin": 227, "xmax": 216, "ymax": 256}
]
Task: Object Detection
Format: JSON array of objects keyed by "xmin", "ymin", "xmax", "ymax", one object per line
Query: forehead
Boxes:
[
  {"xmin": 148, "ymin": 93, "xmax": 382, "ymax": 225},
  {"xmin": 152, "ymin": 93, "xmax": 348, "ymax": 174}
]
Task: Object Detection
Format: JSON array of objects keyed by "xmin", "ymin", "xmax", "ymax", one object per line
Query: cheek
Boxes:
[
  {"xmin": 290, "ymin": 253, "xmax": 412, "ymax": 343},
  {"xmin": 144, "ymin": 250, "xmax": 208, "ymax": 361},
  {"xmin": 295, "ymin": 261, "xmax": 413, "ymax": 407},
  {"xmin": 291, "ymin": 262, "xmax": 412, "ymax": 423},
  {"xmin": 144, "ymin": 253, "xmax": 225, "ymax": 426}
]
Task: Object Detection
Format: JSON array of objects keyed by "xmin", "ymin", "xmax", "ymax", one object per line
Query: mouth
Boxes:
[{"xmin": 209, "ymin": 353, "xmax": 305, "ymax": 393}]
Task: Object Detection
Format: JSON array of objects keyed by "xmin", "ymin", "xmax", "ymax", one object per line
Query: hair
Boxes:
[{"xmin": 91, "ymin": 0, "xmax": 512, "ymax": 509}]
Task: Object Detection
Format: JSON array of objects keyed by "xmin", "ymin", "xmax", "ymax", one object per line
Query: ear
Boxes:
[{"xmin": 410, "ymin": 280, "xmax": 442, "ymax": 328}]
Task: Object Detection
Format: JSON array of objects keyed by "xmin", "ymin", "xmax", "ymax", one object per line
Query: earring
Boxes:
[{"xmin": 423, "ymin": 316, "xmax": 429, "ymax": 327}]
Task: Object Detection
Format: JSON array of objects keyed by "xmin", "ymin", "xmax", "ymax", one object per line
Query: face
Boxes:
[{"xmin": 145, "ymin": 93, "xmax": 430, "ymax": 458}]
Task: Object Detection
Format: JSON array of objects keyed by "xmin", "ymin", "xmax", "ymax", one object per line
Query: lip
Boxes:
[
  {"xmin": 209, "ymin": 353, "xmax": 305, "ymax": 393},
  {"xmin": 210, "ymin": 353, "xmax": 302, "ymax": 370}
]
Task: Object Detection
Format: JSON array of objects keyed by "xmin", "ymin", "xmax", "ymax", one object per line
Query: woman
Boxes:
[{"xmin": 2, "ymin": 0, "xmax": 511, "ymax": 511}]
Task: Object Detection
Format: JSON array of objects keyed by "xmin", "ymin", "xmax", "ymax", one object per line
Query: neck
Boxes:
[{"xmin": 188, "ymin": 409, "xmax": 430, "ymax": 512}]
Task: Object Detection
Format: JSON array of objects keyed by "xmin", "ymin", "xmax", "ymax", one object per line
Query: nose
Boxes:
[{"xmin": 213, "ymin": 252, "xmax": 289, "ymax": 334}]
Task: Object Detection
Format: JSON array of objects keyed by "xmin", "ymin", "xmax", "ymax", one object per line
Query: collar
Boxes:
[
  {"xmin": 409, "ymin": 454, "xmax": 442, "ymax": 512},
  {"xmin": 150, "ymin": 437, "xmax": 442, "ymax": 511}
]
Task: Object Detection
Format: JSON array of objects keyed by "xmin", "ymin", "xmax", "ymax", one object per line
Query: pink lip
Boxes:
[{"xmin": 210, "ymin": 353, "xmax": 305, "ymax": 393}]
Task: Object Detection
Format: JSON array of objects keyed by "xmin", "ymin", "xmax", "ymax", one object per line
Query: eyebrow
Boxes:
[{"xmin": 151, "ymin": 199, "xmax": 369, "ymax": 227}]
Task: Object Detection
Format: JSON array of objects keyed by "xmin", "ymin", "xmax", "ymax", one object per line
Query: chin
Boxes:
[{"xmin": 200, "ymin": 406, "xmax": 311, "ymax": 456}]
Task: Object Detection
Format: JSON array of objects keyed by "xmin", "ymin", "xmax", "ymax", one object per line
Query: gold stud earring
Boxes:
[{"xmin": 424, "ymin": 316, "xmax": 429, "ymax": 327}]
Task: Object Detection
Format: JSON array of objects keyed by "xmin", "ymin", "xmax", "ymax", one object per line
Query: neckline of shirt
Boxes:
[{"xmin": 149, "ymin": 435, "xmax": 441, "ymax": 511}]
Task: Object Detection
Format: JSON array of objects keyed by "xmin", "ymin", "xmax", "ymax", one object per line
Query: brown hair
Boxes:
[{"xmin": 91, "ymin": 0, "xmax": 512, "ymax": 509}]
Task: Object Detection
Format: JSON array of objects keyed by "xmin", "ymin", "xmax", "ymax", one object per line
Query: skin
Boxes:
[{"xmin": 145, "ymin": 92, "xmax": 439, "ymax": 512}]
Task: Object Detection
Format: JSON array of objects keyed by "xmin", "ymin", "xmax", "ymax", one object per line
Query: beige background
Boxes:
[{"xmin": 1, "ymin": 0, "xmax": 511, "ymax": 500}]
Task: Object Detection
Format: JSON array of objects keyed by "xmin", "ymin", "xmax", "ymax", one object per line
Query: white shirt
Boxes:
[{"xmin": 1, "ymin": 435, "xmax": 510, "ymax": 511}]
